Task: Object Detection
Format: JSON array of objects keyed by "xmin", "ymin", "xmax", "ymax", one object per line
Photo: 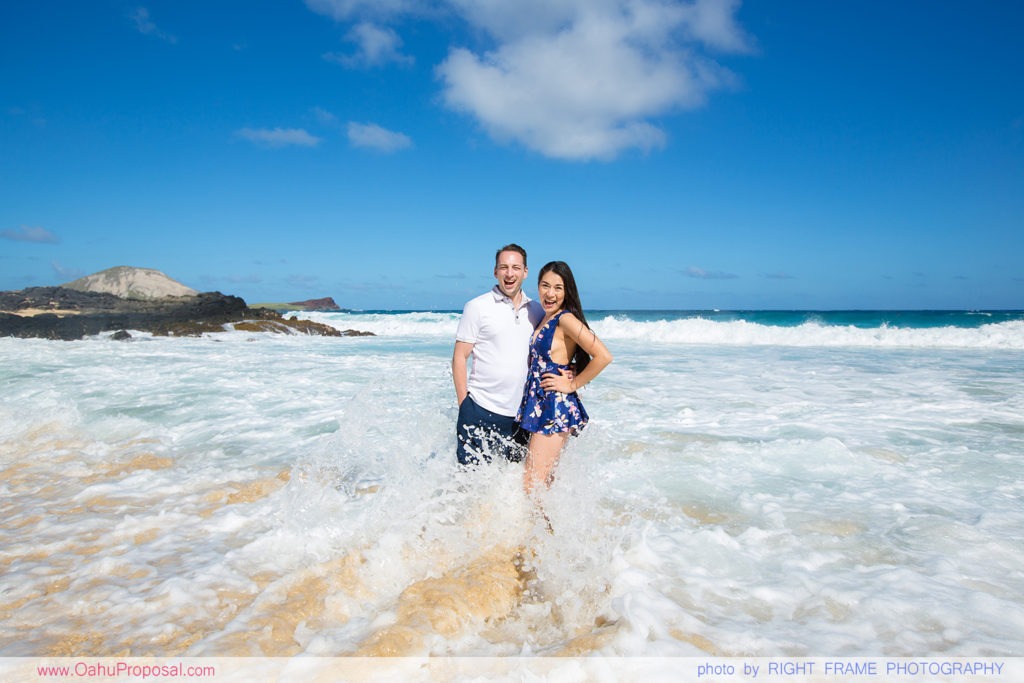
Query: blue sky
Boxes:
[{"xmin": 2, "ymin": 1, "xmax": 1022, "ymax": 310}]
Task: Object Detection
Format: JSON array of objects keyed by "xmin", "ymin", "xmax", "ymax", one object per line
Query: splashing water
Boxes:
[{"xmin": 2, "ymin": 312, "xmax": 1023, "ymax": 657}]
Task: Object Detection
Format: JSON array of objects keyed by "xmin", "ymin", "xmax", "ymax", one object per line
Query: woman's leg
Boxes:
[{"xmin": 523, "ymin": 431, "xmax": 568, "ymax": 494}]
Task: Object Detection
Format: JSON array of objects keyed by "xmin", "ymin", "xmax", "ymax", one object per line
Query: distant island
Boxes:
[
  {"xmin": 0, "ymin": 267, "xmax": 372, "ymax": 341},
  {"xmin": 250, "ymin": 297, "xmax": 346, "ymax": 313}
]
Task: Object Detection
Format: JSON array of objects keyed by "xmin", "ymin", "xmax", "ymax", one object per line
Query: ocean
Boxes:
[{"xmin": 1, "ymin": 310, "xmax": 1023, "ymax": 670}]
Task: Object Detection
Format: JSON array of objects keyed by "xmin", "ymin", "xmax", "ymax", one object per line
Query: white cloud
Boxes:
[
  {"xmin": 444, "ymin": 0, "xmax": 579, "ymax": 42},
  {"xmin": 1, "ymin": 225, "xmax": 59, "ymax": 244},
  {"xmin": 306, "ymin": 0, "xmax": 752, "ymax": 161},
  {"xmin": 235, "ymin": 127, "xmax": 322, "ymax": 148},
  {"xmin": 438, "ymin": 2, "xmax": 749, "ymax": 160},
  {"xmin": 437, "ymin": 26, "xmax": 683, "ymax": 160},
  {"xmin": 324, "ymin": 22, "xmax": 414, "ymax": 68},
  {"xmin": 676, "ymin": 0, "xmax": 753, "ymax": 52},
  {"xmin": 347, "ymin": 122, "xmax": 413, "ymax": 152},
  {"xmin": 129, "ymin": 7, "xmax": 177, "ymax": 44}
]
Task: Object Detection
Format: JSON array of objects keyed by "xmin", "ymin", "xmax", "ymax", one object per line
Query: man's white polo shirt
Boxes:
[{"xmin": 456, "ymin": 286, "xmax": 543, "ymax": 417}]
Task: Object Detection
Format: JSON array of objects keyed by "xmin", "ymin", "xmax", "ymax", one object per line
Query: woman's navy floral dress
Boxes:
[{"xmin": 516, "ymin": 310, "xmax": 589, "ymax": 436}]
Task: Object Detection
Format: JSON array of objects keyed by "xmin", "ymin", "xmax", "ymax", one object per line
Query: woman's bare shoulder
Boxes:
[
  {"xmin": 556, "ymin": 311, "xmax": 589, "ymax": 338},
  {"xmin": 557, "ymin": 311, "xmax": 582, "ymax": 327}
]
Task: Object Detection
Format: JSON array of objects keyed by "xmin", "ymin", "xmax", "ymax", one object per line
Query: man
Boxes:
[{"xmin": 452, "ymin": 244, "xmax": 543, "ymax": 466}]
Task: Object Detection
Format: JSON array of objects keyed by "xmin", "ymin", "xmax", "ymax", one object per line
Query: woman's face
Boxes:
[{"xmin": 537, "ymin": 270, "xmax": 565, "ymax": 313}]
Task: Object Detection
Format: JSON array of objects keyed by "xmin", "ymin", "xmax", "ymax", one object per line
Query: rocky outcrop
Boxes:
[
  {"xmin": 251, "ymin": 296, "xmax": 346, "ymax": 312},
  {"xmin": 63, "ymin": 266, "xmax": 199, "ymax": 300},
  {"xmin": 289, "ymin": 297, "xmax": 341, "ymax": 311},
  {"xmin": 0, "ymin": 286, "xmax": 371, "ymax": 341}
]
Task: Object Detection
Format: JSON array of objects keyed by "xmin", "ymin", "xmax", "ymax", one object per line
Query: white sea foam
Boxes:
[
  {"xmin": 593, "ymin": 316, "xmax": 1024, "ymax": 349},
  {"xmin": 1, "ymin": 327, "xmax": 1023, "ymax": 658},
  {"xmin": 297, "ymin": 311, "xmax": 1024, "ymax": 349}
]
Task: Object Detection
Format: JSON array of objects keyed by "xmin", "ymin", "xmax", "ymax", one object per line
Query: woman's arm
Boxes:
[{"xmin": 541, "ymin": 312, "xmax": 612, "ymax": 394}]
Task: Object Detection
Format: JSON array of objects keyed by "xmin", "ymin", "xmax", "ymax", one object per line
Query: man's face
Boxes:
[{"xmin": 494, "ymin": 250, "xmax": 527, "ymax": 300}]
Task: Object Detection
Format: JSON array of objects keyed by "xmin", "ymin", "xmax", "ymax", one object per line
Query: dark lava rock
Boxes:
[{"xmin": 0, "ymin": 287, "xmax": 372, "ymax": 340}]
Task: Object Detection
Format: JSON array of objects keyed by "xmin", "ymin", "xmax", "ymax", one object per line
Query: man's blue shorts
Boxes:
[{"xmin": 456, "ymin": 395, "xmax": 528, "ymax": 466}]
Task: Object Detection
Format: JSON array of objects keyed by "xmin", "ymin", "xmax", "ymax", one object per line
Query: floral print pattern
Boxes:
[{"xmin": 516, "ymin": 310, "xmax": 589, "ymax": 436}]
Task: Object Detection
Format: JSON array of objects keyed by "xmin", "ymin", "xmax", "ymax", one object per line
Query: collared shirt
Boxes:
[{"xmin": 455, "ymin": 286, "xmax": 544, "ymax": 416}]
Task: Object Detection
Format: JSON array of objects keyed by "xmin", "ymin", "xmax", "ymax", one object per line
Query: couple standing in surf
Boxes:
[{"xmin": 452, "ymin": 244, "xmax": 613, "ymax": 493}]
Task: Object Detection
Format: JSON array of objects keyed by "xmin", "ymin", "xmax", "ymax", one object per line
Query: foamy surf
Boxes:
[
  {"xmin": 298, "ymin": 309, "xmax": 1024, "ymax": 349},
  {"xmin": 2, "ymin": 310, "xmax": 1023, "ymax": 659}
]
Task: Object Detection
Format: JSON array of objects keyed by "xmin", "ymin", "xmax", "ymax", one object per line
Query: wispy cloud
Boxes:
[
  {"xmin": 760, "ymin": 271, "xmax": 796, "ymax": 280},
  {"xmin": 1, "ymin": 225, "xmax": 59, "ymax": 244},
  {"xmin": 129, "ymin": 7, "xmax": 177, "ymax": 44},
  {"xmin": 287, "ymin": 274, "xmax": 323, "ymax": 289},
  {"xmin": 311, "ymin": 106, "xmax": 340, "ymax": 127},
  {"xmin": 685, "ymin": 266, "xmax": 738, "ymax": 280},
  {"xmin": 304, "ymin": 0, "xmax": 417, "ymax": 21},
  {"xmin": 235, "ymin": 127, "xmax": 322, "ymax": 148},
  {"xmin": 51, "ymin": 261, "xmax": 84, "ymax": 281},
  {"xmin": 306, "ymin": 0, "xmax": 753, "ymax": 161},
  {"xmin": 347, "ymin": 122, "xmax": 413, "ymax": 152},
  {"xmin": 6, "ymin": 105, "xmax": 47, "ymax": 128},
  {"xmin": 201, "ymin": 273, "xmax": 264, "ymax": 287},
  {"xmin": 324, "ymin": 22, "xmax": 414, "ymax": 68}
]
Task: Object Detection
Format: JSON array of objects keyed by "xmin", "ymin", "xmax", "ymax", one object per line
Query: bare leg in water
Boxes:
[
  {"xmin": 524, "ymin": 432, "xmax": 568, "ymax": 533},
  {"xmin": 523, "ymin": 432, "xmax": 568, "ymax": 492}
]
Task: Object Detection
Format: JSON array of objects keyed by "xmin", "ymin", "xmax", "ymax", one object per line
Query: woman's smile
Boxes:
[{"xmin": 537, "ymin": 272, "xmax": 565, "ymax": 312}]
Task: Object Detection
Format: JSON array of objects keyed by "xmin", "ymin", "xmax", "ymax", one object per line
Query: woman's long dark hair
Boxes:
[{"xmin": 538, "ymin": 261, "xmax": 592, "ymax": 374}]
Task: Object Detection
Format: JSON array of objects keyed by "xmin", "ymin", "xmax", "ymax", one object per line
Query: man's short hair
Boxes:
[{"xmin": 495, "ymin": 243, "xmax": 527, "ymax": 268}]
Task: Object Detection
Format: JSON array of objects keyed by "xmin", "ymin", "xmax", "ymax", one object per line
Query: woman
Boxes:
[{"xmin": 516, "ymin": 261, "xmax": 612, "ymax": 493}]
